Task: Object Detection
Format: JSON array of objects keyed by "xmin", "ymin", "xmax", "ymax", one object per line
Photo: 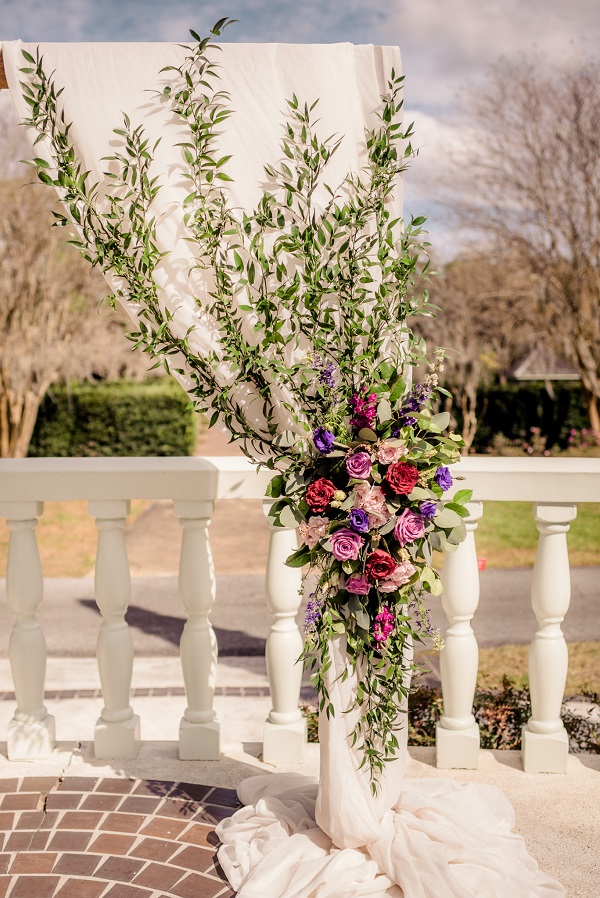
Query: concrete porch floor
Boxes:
[{"xmin": 0, "ymin": 657, "xmax": 598, "ymax": 898}]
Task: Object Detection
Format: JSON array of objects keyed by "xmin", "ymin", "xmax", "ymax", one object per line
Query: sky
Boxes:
[{"xmin": 1, "ymin": 0, "xmax": 599, "ymax": 251}]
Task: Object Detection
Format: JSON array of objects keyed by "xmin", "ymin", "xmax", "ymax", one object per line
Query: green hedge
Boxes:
[
  {"xmin": 29, "ymin": 379, "xmax": 197, "ymax": 457},
  {"xmin": 454, "ymin": 382, "xmax": 587, "ymax": 452}
]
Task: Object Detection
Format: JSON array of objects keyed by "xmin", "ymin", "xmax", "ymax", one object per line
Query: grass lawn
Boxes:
[
  {"xmin": 477, "ymin": 641, "xmax": 600, "ymax": 695},
  {"xmin": 475, "ymin": 501, "xmax": 600, "ymax": 568},
  {"xmin": 0, "ymin": 499, "xmax": 149, "ymax": 578}
]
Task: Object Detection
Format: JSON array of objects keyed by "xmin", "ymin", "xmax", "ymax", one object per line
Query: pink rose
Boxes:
[
  {"xmin": 362, "ymin": 485, "xmax": 393, "ymax": 529},
  {"xmin": 299, "ymin": 516, "xmax": 329, "ymax": 549},
  {"xmin": 377, "ymin": 441, "xmax": 406, "ymax": 465},
  {"xmin": 345, "ymin": 573, "xmax": 371, "ymax": 595},
  {"xmin": 379, "ymin": 560, "xmax": 417, "ymax": 592},
  {"xmin": 329, "ymin": 527, "xmax": 364, "ymax": 561},
  {"xmin": 345, "ymin": 451, "xmax": 373, "ymax": 480},
  {"xmin": 394, "ymin": 508, "xmax": 426, "ymax": 546}
]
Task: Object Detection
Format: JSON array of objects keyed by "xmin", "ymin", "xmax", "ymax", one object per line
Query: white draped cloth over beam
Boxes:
[
  {"xmin": 217, "ymin": 638, "xmax": 565, "ymax": 897},
  {"xmin": 1, "ymin": 38, "xmax": 402, "ymax": 457},
  {"xmin": 2, "ymin": 38, "xmax": 564, "ymax": 897}
]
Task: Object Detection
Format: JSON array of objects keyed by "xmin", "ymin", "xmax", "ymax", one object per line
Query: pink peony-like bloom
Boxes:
[
  {"xmin": 394, "ymin": 508, "xmax": 426, "ymax": 546},
  {"xmin": 378, "ymin": 559, "xmax": 417, "ymax": 593},
  {"xmin": 298, "ymin": 516, "xmax": 329, "ymax": 550},
  {"xmin": 345, "ymin": 573, "xmax": 371, "ymax": 595},
  {"xmin": 362, "ymin": 485, "xmax": 393, "ymax": 529},
  {"xmin": 329, "ymin": 527, "xmax": 365, "ymax": 561},
  {"xmin": 377, "ymin": 441, "xmax": 406, "ymax": 465},
  {"xmin": 345, "ymin": 451, "xmax": 373, "ymax": 480}
]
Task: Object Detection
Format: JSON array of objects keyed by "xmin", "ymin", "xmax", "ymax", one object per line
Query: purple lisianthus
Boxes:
[
  {"xmin": 329, "ymin": 527, "xmax": 364, "ymax": 561},
  {"xmin": 345, "ymin": 573, "xmax": 371, "ymax": 595},
  {"xmin": 349, "ymin": 508, "xmax": 370, "ymax": 533},
  {"xmin": 346, "ymin": 451, "xmax": 372, "ymax": 480},
  {"xmin": 419, "ymin": 500, "xmax": 437, "ymax": 520},
  {"xmin": 394, "ymin": 508, "xmax": 426, "ymax": 546},
  {"xmin": 435, "ymin": 466, "xmax": 453, "ymax": 491},
  {"xmin": 313, "ymin": 426, "xmax": 335, "ymax": 455}
]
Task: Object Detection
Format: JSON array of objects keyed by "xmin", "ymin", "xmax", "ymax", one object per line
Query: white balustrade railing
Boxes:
[
  {"xmin": 439, "ymin": 457, "xmax": 600, "ymax": 774},
  {"xmin": 0, "ymin": 455, "xmax": 598, "ymax": 773}
]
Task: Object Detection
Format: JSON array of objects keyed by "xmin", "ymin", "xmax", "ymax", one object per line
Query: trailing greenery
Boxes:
[{"xmin": 28, "ymin": 379, "xmax": 197, "ymax": 457}]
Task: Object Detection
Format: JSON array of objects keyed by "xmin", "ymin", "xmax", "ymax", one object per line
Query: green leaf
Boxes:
[
  {"xmin": 358, "ymin": 428, "xmax": 377, "ymax": 442},
  {"xmin": 279, "ymin": 503, "xmax": 302, "ymax": 528},
  {"xmin": 452, "ymin": 489, "xmax": 473, "ymax": 505},
  {"xmin": 285, "ymin": 545, "xmax": 311, "ymax": 567},
  {"xmin": 434, "ymin": 507, "xmax": 463, "ymax": 529},
  {"xmin": 377, "ymin": 398, "xmax": 392, "ymax": 423},
  {"xmin": 265, "ymin": 474, "xmax": 284, "ymax": 498},
  {"xmin": 430, "ymin": 412, "xmax": 450, "ymax": 431}
]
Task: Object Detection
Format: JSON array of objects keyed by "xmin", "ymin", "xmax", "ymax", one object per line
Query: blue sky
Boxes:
[{"xmin": 2, "ymin": 0, "xmax": 598, "ymax": 250}]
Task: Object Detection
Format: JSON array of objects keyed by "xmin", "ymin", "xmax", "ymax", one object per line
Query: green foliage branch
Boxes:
[{"xmin": 19, "ymin": 21, "xmax": 468, "ymax": 787}]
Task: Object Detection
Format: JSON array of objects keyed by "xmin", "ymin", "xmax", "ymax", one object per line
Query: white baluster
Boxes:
[
  {"xmin": 522, "ymin": 502, "xmax": 576, "ymax": 773},
  {"xmin": 89, "ymin": 499, "xmax": 140, "ymax": 759},
  {"xmin": 0, "ymin": 501, "xmax": 55, "ymax": 760},
  {"xmin": 436, "ymin": 500, "xmax": 483, "ymax": 769},
  {"xmin": 174, "ymin": 499, "xmax": 220, "ymax": 760},
  {"xmin": 262, "ymin": 503, "xmax": 307, "ymax": 764}
]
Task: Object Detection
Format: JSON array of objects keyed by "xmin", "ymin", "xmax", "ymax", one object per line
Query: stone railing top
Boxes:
[
  {"xmin": 451, "ymin": 456, "xmax": 600, "ymax": 503},
  {"xmin": 0, "ymin": 454, "xmax": 598, "ymax": 504},
  {"xmin": 0, "ymin": 456, "xmax": 273, "ymax": 502}
]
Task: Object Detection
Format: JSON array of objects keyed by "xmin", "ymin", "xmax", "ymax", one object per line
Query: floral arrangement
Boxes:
[
  {"xmin": 19, "ymin": 20, "xmax": 471, "ymax": 786},
  {"xmin": 267, "ymin": 352, "xmax": 471, "ymax": 784}
]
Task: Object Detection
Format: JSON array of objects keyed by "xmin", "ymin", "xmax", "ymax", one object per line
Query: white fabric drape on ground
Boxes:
[
  {"xmin": 1, "ymin": 40, "xmax": 402, "ymax": 452},
  {"xmin": 217, "ymin": 638, "xmax": 565, "ymax": 897},
  {"xmin": 2, "ymin": 40, "xmax": 564, "ymax": 896}
]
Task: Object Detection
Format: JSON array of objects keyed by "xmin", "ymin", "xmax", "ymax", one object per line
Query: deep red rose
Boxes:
[
  {"xmin": 365, "ymin": 549, "xmax": 397, "ymax": 581},
  {"xmin": 386, "ymin": 461, "xmax": 419, "ymax": 495},
  {"xmin": 306, "ymin": 478, "xmax": 336, "ymax": 512}
]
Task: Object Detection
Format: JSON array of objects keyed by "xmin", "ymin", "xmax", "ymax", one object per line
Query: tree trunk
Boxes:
[
  {"xmin": 0, "ymin": 385, "xmax": 48, "ymax": 458},
  {"xmin": 586, "ymin": 390, "xmax": 600, "ymax": 435}
]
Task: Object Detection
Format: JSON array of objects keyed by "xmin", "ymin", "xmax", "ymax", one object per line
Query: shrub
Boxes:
[
  {"xmin": 450, "ymin": 381, "xmax": 588, "ymax": 453},
  {"xmin": 302, "ymin": 679, "xmax": 600, "ymax": 753},
  {"xmin": 29, "ymin": 379, "xmax": 197, "ymax": 457}
]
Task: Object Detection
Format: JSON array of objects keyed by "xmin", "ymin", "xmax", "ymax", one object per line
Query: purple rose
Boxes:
[
  {"xmin": 394, "ymin": 508, "xmax": 426, "ymax": 546},
  {"xmin": 346, "ymin": 451, "xmax": 372, "ymax": 480},
  {"xmin": 349, "ymin": 508, "xmax": 370, "ymax": 533},
  {"xmin": 313, "ymin": 427, "xmax": 335, "ymax": 455},
  {"xmin": 435, "ymin": 466, "xmax": 453, "ymax": 491},
  {"xmin": 419, "ymin": 500, "xmax": 437, "ymax": 520},
  {"xmin": 329, "ymin": 527, "xmax": 364, "ymax": 561},
  {"xmin": 345, "ymin": 573, "xmax": 371, "ymax": 595}
]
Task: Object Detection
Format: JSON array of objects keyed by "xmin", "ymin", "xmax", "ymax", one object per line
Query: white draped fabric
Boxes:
[
  {"xmin": 217, "ymin": 639, "xmax": 565, "ymax": 897},
  {"xmin": 1, "ymin": 39, "xmax": 402, "ymax": 453},
  {"xmin": 2, "ymin": 39, "xmax": 564, "ymax": 896}
]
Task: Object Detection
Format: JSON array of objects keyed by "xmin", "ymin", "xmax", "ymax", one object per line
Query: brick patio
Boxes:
[{"xmin": 0, "ymin": 776, "xmax": 237, "ymax": 898}]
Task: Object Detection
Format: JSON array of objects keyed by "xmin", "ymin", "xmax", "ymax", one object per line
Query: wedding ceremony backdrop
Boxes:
[{"xmin": 0, "ymin": 15, "xmax": 597, "ymax": 894}]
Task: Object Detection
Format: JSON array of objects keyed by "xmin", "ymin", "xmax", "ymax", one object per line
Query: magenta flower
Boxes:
[
  {"xmin": 329, "ymin": 528, "xmax": 364, "ymax": 561},
  {"xmin": 394, "ymin": 508, "xmax": 426, "ymax": 546},
  {"xmin": 346, "ymin": 451, "xmax": 372, "ymax": 480},
  {"xmin": 373, "ymin": 605, "xmax": 395, "ymax": 643},
  {"xmin": 345, "ymin": 573, "xmax": 371, "ymax": 595}
]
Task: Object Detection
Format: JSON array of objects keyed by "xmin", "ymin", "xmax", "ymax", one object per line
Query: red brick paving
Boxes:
[{"xmin": 0, "ymin": 776, "xmax": 237, "ymax": 897}]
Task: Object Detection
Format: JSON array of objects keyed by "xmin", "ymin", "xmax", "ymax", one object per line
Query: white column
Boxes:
[
  {"xmin": 262, "ymin": 503, "xmax": 307, "ymax": 764},
  {"xmin": 436, "ymin": 501, "xmax": 483, "ymax": 769},
  {"xmin": 0, "ymin": 501, "xmax": 55, "ymax": 760},
  {"xmin": 174, "ymin": 499, "xmax": 220, "ymax": 760},
  {"xmin": 89, "ymin": 499, "xmax": 140, "ymax": 759},
  {"xmin": 522, "ymin": 502, "xmax": 577, "ymax": 773}
]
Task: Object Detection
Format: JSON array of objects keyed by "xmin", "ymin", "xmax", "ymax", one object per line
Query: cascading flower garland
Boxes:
[
  {"xmin": 267, "ymin": 352, "xmax": 471, "ymax": 785},
  {"xmin": 18, "ymin": 19, "xmax": 471, "ymax": 787}
]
